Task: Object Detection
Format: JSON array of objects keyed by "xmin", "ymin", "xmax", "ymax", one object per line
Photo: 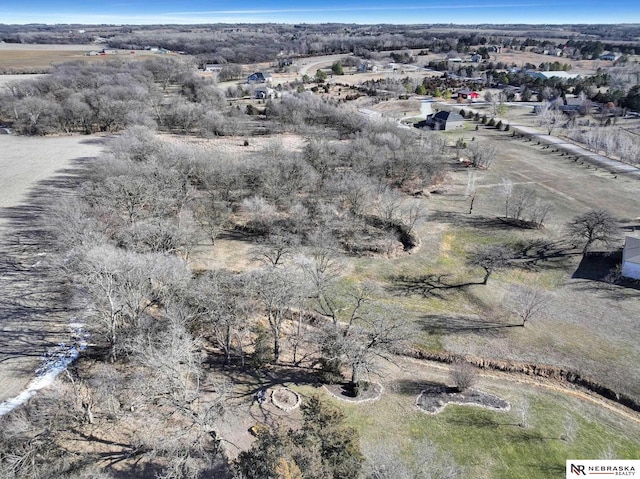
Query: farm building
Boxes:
[
  {"xmin": 431, "ymin": 111, "xmax": 464, "ymax": 131},
  {"xmin": 621, "ymin": 236, "xmax": 640, "ymax": 280}
]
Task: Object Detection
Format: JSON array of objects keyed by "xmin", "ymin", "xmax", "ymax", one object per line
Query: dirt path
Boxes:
[{"xmin": 0, "ymin": 134, "xmax": 105, "ymax": 404}]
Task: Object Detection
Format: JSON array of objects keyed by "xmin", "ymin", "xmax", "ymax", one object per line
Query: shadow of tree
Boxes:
[
  {"xmin": 572, "ymin": 250, "xmax": 623, "ymax": 282},
  {"xmin": 418, "ymin": 313, "xmax": 520, "ymax": 335},
  {"xmin": 389, "ymin": 379, "xmax": 445, "ymax": 396},
  {"xmin": 0, "ymin": 157, "xmax": 94, "ymax": 393},
  {"xmin": 387, "ymin": 273, "xmax": 480, "ymax": 298}
]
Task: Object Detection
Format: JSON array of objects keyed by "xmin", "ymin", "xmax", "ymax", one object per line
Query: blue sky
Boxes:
[{"xmin": 2, "ymin": 0, "xmax": 637, "ymax": 25}]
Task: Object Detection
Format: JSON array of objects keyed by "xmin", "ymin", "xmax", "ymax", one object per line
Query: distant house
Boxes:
[
  {"xmin": 600, "ymin": 53, "xmax": 619, "ymax": 61},
  {"xmin": 359, "ymin": 109, "xmax": 382, "ymax": 121},
  {"xmin": 204, "ymin": 64, "xmax": 222, "ymax": 72},
  {"xmin": 525, "ymin": 70, "xmax": 580, "ymax": 81},
  {"xmin": 622, "ymin": 236, "xmax": 640, "ymax": 280},
  {"xmin": 247, "ymin": 72, "xmax": 272, "ymax": 84},
  {"xmin": 430, "ymin": 111, "xmax": 464, "ymax": 131},
  {"xmin": 470, "ymin": 54, "xmax": 482, "ymax": 63},
  {"xmin": 456, "ymin": 88, "xmax": 479, "ymax": 102},
  {"xmin": 254, "ymin": 86, "xmax": 276, "ymax": 100}
]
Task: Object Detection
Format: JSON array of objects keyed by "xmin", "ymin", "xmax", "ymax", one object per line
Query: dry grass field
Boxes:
[{"xmin": 0, "ymin": 43, "xmax": 159, "ymax": 71}]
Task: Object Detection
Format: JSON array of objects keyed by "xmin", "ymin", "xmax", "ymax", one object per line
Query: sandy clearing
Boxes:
[{"xmin": 0, "ymin": 134, "xmax": 105, "ymax": 404}]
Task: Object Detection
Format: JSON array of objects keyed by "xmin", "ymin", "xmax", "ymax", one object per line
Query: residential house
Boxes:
[
  {"xmin": 622, "ymin": 236, "xmax": 640, "ymax": 280},
  {"xmin": 430, "ymin": 111, "xmax": 464, "ymax": 131},
  {"xmin": 600, "ymin": 53, "xmax": 619, "ymax": 61},
  {"xmin": 254, "ymin": 86, "xmax": 277, "ymax": 100},
  {"xmin": 247, "ymin": 72, "xmax": 272, "ymax": 84}
]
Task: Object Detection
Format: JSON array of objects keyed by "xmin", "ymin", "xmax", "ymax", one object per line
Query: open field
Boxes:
[
  {"xmin": 0, "ymin": 43, "xmax": 160, "ymax": 71},
  {"xmin": 0, "ymin": 134, "xmax": 105, "ymax": 403}
]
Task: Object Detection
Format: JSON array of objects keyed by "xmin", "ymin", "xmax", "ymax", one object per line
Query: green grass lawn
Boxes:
[{"xmin": 291, "ymin": 382, "xmax": 640, "ymax": 479}]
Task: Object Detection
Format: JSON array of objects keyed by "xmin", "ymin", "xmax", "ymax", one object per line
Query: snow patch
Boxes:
[{"xmin": 0, "ymin": 322, "xmax": 89, "ymax": 416}]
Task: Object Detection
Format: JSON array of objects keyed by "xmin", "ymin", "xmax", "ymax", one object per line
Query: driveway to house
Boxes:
[{"xmin": 0, "ymin": 134, "xmax": 104, "ymax": 406}]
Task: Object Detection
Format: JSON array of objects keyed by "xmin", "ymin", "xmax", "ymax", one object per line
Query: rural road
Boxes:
[{"xmin": 0, "ymin": 134, "xmax": 104, "ymax": 405}]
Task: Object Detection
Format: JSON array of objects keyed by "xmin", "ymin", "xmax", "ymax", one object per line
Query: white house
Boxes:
[{"xmin": 621, "ymin": 236, "xmax": 640, "ymax": 280}]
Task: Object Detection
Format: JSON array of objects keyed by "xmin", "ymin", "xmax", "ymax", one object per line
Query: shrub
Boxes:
[{"xmin": 449, "ymin": 361, "xmax": 477, "ymax": 392}]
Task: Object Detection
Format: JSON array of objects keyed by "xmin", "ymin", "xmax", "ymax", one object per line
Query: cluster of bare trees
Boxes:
[
  {"xmin": 498, "ymin": 178, "xmax": 552, "ymax": 227},
  {"xmin": 0, "ymin": 58, "xmax": 236, "ymax": 136},
  {"xmin": 0, "ymin": 101, "xmax": 448, "ymax": 474},
  {"xmin": 567, "ymin": 127, "xmax": 640, "ymax": 165}
]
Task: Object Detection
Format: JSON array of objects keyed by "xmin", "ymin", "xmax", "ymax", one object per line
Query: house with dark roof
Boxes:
[
  {"xmin": 247, "ymin": 72, "xmax": 272, "ymax": 84},
  {"xmin": 430, "ymin": 111, "xmax": 464, "ymax": 131},
  {"xmin": 600, "ymin": 53, "xmax": 619, "ymax": 61}
]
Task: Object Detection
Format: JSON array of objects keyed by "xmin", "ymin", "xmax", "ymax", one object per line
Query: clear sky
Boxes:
[{"xmin": 2, "ymin": 0, "xmax": 638, "ymax": 25}]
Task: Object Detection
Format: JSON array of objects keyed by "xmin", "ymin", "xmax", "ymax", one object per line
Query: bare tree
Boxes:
[
  {"xmin": 77, "ymin": 245, "xmax": 189, "ymax": 362},
  {"xmin": 508, "ymin": 285, "xmax": 550, "ymax": 326},
  {"xmin": 465, "ymin": 170, "xmax": 478, "ymax": 214},
  {"xmin": 465, "ymin": 141, "xmax": 497, "ymax": 169},
  {"xmin": 399, "ymin": 199, "xmax": 428, "ymax": 235},
  {"xmin": 250, "ymin": 232, "xmax": 300, "ymax": 267},
  {"xmin": 193, "ymin": 196, "xmax": 231, "ymax": 245},
  {"xmin": 536, "ymin": 103, "xmax": 565, "ymax": 135},
  {"xmin": 449, "ymin": 361, "xmax": 478, "ymax": 392},
  {"xmin": 499, "ymin": 177, "xmax": 513, "ymax": 218},
  {"xmin": 246, "ymin": 266, "xmax": 304, "ymax": 363},
  {"xmin": 468, "ymin": 244, "xmax": 513, "ymax": 284},
  {"xmin": 517, "ymin": 398, "xmax": 530, "ymax": 428},
  {"xmin": 339, "ymin": 304, "xmax": 412, "ymax": 386},
  {"xmin": 567, "ymin": 209, "xmax": 618, "ymax": 256},
  {"xmin": 529, "ymin": 198, "xmax": 552, "ymax": 227}
]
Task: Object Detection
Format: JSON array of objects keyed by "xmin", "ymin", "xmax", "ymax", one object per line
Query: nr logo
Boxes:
[{"xmin": 571, "ymin": 464, "xmax": 586, "ymax": 475}]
